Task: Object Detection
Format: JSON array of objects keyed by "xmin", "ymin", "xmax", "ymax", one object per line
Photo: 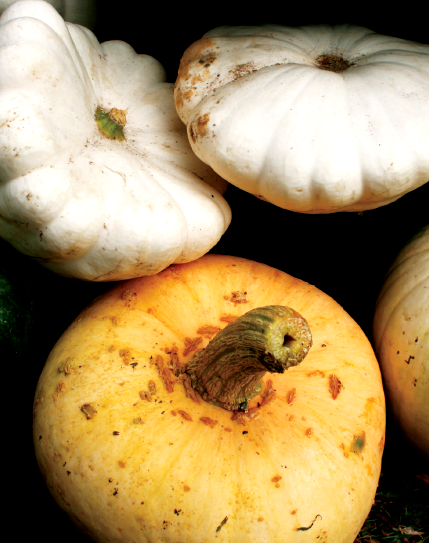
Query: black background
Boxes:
[{"xmin": 6, "ymin": 2, "xmax": 429, "ymax": 541}]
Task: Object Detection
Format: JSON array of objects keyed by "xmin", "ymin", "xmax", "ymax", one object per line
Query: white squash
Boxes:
[
  {"xmin": 373, "ymin": 225, "xmax": 429, "ymax": 459},
  {"xmin": 0, "ymin": 1, "xmax": 230, "ymax": 281},
  {"xmin": 175, "ymin": 24, "xmax": 429, "ymax": 213}
]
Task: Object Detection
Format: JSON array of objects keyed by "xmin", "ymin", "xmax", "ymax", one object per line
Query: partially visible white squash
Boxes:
[
  {"xmin": 373, "ymin": 225, "xmax": 429, "ymax": 459},
  {"xmin": 0, "ymin": 0, "xmax": 96, "ymax": 28},
  {"xmin": 175, "ymin": 24, "xmax": 429, "ymax": 213},
  {"xmin": 0, "ymin": 1, "xmax": 230, "ymax": 281}
]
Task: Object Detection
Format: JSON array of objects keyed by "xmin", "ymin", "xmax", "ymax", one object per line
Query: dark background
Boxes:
[{"xmin": 4, "ymin": 2, "xmax": 428, "ymax": 541}]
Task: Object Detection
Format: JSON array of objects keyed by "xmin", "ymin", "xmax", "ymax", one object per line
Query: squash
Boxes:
[
  {"xmin": 174, "ymin": 24, "xmax": 429, "ymax": 213},
  {"xmin": 0, "ymin": 1, "xmax": 230, "ymax": 281},
  {"xmin": 33, "ymin": 254, "xmax": 385, "ymax": 543},
  {"xmin": 0, "ymin": 0, "xmax": 96, "ymax": 28},
  {"xmin": 373, "ymin": 225, "xmax": 429, "ymax": 459}
]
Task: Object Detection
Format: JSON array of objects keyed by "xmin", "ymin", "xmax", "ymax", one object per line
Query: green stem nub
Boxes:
[
  {"xmin": 186, "ymin": 306, "xmax": 312, "ymax": 411},
  {"xmin": 96, "ymin": 106, "xmax": 127, "ymax": 141}
]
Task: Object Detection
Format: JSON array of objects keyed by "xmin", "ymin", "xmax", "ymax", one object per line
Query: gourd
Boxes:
[
  {"xmin": 0, "ymin": 1, "xmax": 230, "ymax": 281},
  {"xmin": 174, "ymin": 24, "xmax": 429, "ymax": 213},
  {"xmin": 0, "ymin": 0, "xmax": 96, "ymax": 28},
  {"xmin": 33, "ymin": 254, "xmax": 385, "ymax": 543},
  {"xmin": 373, "ymin": 225, "xmax": 429, "ymax": 459}
]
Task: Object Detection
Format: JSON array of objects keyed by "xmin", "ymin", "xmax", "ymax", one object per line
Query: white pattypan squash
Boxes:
[
  {"xmin": 175, "ymin": 24, "xmax": 429, "ymax": 213},
  {"xmin": 373, "ymin": 225, "xmax": 429, "ymax": 459},
  {"xmin": 0, "ymin": 0, "xmax": 96, "ymax": 28},
  {"xmin": 0, "ymin": 1, "xmax": 231, "ymax": 281}
]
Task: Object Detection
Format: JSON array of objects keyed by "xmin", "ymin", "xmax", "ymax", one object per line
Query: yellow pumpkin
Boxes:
[{"xmin": 33, "ymin": 255, "xmax": 385, "ymax": 543}]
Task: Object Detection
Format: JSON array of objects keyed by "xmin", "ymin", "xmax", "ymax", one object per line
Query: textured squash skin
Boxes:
[
  {"xmin": 0, "ymin": 1, "xmax": 230, "ymax": 281},
  {"xmin": 175, "ymin": 24, "xmax": 429, "ymax": 213},
  {"xmin": 33, "ymin": 255, "xmax": 385, "ymax": 543},
  {"xmin": 373, "ymin": 225, "xmax": 429, "ymax": 459}
]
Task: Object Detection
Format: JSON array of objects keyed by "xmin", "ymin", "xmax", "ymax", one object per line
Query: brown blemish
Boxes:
[
  {"xmin": 178, "ymin": 410, "xmax": 193, "ymax": 421},
  {"xmin": 229, "ymin": 61, "xmax": 257, "ymax": 81},
  {"xmin": 189, "ymin": 113, "xmax": 210, "ymax": 142},
  {"xmin": 224, "ymin": 291, "xmax": 249, "ymax": 304},
  {"xmin": 329, "ymin": 374, "xmax": 343, "ymax": 399},
  {"xmin": 307, "ymin": 370, "xmax": 325, "ymax": 378},
  {"xmin": 58, "ymin": 357, "xmax": 74, "ymax": 375},
  {"xmin": 286, "ymin": 388, "xmax": 296, "ymax": 404},
  {"xmin": 121, "ymin": 289, "xmax": 137, "ymax": 307},
  {"xmin": 180, "ymin": 373, "xmax": 201, "ymax": 403},
  {"xmin": 118, "ymin": 460, "xmax": 126, "ymax": 468},
  {"xmin": 305, "ymin": 428, "xmax": 313, "ymax": 437},
  {"xmin": 197, "ymin": 325, "xmax": 221, "ymax": 339},
  {"xmin": 271, "ymin": 475, "xmax": 282, "ymax": 488},
  {"xmin": 119, "ymin": 348, "xmax": 131, "ymax": 365},
  {"xmin": 200, "ymin": 416, "xmax": 218, "ymax": 427},
  {"xmin": 260, "ymin": 379, "xmax": 276, "ymax": 406},
  {"xmin": 81, "ymin": 403, "xmax": 97, "ymax": 419},
  {"xmin": 220, "ymin": 314, "xmax": 238, "ymax": 323},
  {"xmin": 155, "ymin": 355, "xmax": 176, "ymax": 393},
  {"xmin": 183, "ymin": 337, "xmax": 203, "ymax": 356}
]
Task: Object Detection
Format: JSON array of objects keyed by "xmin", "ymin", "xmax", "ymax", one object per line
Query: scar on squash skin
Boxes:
[
  {"xmin": 58, "ymin": 357, "xmax": 74, "ymax": 375},
  {"xmin": 155, "ymin": 355, "xmax": 176, "ymax": 393},
  {"xmin": 216, "ymin": 516, "xmax": 228, "ymax": 532},
  {"xmin": 178, "ymin": 410, "xmax": 193, "ymax": 421},
  {"xmin": 183, "ymin": 336, "xmax": 203, "ymax": 356},
  {"xmin": 307, "ymin": 370, "xmax": 325, "ymax": 378},
  {"xmin": 121, "ymin": 289, "xmax": 137, "ymax": 308},
  {"xmin": 296, "ymin": 514, "xmax": 322, "ymax": 531},
  {"xmin": 329, "ymin": 374, "xmax": 343, "ymax": 399},
  {"xmin": 224, "ymin": 291, "xmax": 249, "ymax": 304},
  {"xmin": 200, "ymin": 416, "xmax": 218, "ymax": 427},
  {"xmin": 197, "ymin": 325, "xmax": 221, "ymax": 339},
  {"xmin": 286, "ymin": 388, "xmax": 296, "ymax": 404},
  {"xmin": 220, "ymin": 314, "xmax": 238, "ymax": 323},
  {"xmin": 81, "ymin": 404, "xmax": 97, "ymax": 419},
  {"xmin": 119, "ymin": 348, "xmax": 131, "ymax": 365},
  {"xmin": 180, "ymin": 373, "xmax": 201, "ymax": 403}
]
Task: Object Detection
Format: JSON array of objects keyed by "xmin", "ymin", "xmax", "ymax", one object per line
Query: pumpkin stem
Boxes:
[{"xmin": 186, "ymin": 306, "xmax": 312, "ymax": 411}]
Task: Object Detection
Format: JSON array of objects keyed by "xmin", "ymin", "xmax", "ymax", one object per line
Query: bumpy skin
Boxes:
[
  {"xmin": 373, "ymin": 225, "xmax": 429, "ymax": 459},
  {"xmin": 0, "ymin": 1, "xmax": 230, "ymax": 280},
  {"xmin": 34, "ymin": 255, "xmax": 386, "ymax": 543},
  {"xmin": 175, "ymin": 24, "xmax": 429, "ymax": 213}
]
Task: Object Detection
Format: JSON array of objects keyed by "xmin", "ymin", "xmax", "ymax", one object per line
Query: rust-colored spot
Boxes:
[
  {"xmin": 197, "ymin": 325, "xmax": 221, "ymax": 339},
  {"xmin": 220, "ymin": 314, "xmax": 238, "ymax": 323},
  {"xmin": 200, "ymin": 416, "xmax": 218, "ymax": 427},
  {"xmin": 119, "ymin": 348, "xmax": 131, "ymax": 365},
  {"xmin": 168, "ymin": 345, "xmax": 187, "ymax": 375},
  {"xmin": 155, "ymin": 355, "xmax": 175, "ymax": 393},
  {"xmin": 224, "ymin": 291, "xmax": 249, "ymax": 304},
  {"xmin": 307, "ymin": 370, "xmax": 325, "ymax": 378},
  {"xmin": 183, "ymin": 485, "xmax": 191, "ymax": 491},
  {"xmin": 190, "ymin": 113, "xmax": 210, "ymax": 141},
  {"xmin": 171, "ymin": 410, "xmax": 177, "ymax": 416},
  {"xmin": 305, "ymin": 428, "xmax": 313, "ymax": 437},
  {"xmin": 329, "ymin": 374, "xmax": 343, "ymax": 399},
  {"xmin": 231, "ymin": 411, "xmax": 247, "ymax": 425},
  {"xmin": 148, "ymin": 380, "xmax": 156, "ymax": 395},
  {"xmin": 289, "ymin": 415, "xmax": 295, "ymax": 421},
  {"xmin": 133, "ymin": 417, "xmax": 143, "ymax": 424},
  {"xmin": 178, "ymin": 410, "xmax": 193, "ymax": 421},
  {"xmin": 108, "ymin": 345, "xmax": 116, "ymax": 352},
  {"xmin": 121, "ymin": 289, "xmax": 137, "ymax": 306},
  {"xmin": 286, "ymin": 388, "xmax": 296, "ymax": 404},
  {"xmin": 118, "ymin": 460, "xmax": 126, "ymax": 468},
  {"xmin": 271, "ymin": 475, "xmax": 282, "ymax": 483},
  {"xmin": 291, "ymin": 509, "xmax": 297, "ymax": 515},
  {"xmin": 183, "ymin": 336, "xmax": 203, "ymax": 356},
  {"xmin": 224, "ymin": 427, "xmax": 233, "ymax": 432},
  {"xmin": 81, "ymin": 404, "xmax": 97, "ymax": 419},
  {"xmin": 139, "ymin": 390, "xmax": 152, "ymax": 401}
]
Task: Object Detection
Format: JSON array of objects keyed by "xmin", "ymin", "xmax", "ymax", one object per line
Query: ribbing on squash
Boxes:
[{"xmin": 33, "ymin": 254, "xmax": 385, "ymax": 543}]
